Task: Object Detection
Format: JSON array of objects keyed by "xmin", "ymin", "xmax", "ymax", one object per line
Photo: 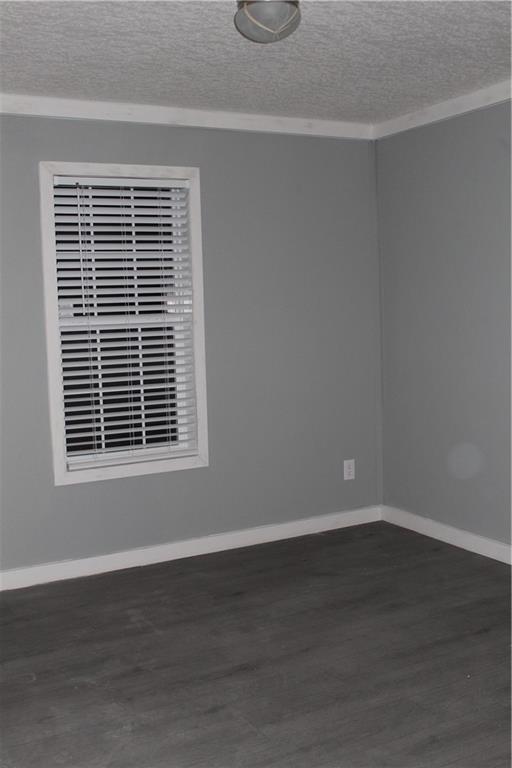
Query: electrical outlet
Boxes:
[{"xmin": 344, "ymin": 459, "xmax": 355, "ymax": 481}]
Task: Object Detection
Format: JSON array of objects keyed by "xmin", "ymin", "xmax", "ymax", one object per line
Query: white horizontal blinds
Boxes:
[{"xmin": 53, "ymin": 176, "xmax": 198, "ymax": 470}]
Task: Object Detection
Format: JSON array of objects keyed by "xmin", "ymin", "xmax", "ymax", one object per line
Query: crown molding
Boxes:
[
  {"xmin": 372, "ymin": 80, "xmax": 511, "ymax": 139},
  {"xmin": 0, "ymin": 92, "xmax": 373, "ymax": 140},
  {"xmin": 0, "ymin": 81, "xmax": 509, "ymax": 140}
]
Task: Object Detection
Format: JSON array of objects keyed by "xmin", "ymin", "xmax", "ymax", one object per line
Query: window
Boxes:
[{"xmin": 39, "ymin": 162, "xmax": 208, "ymax": 485}]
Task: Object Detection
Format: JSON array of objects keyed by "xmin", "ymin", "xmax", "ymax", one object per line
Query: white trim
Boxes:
[
  {"xmin": 0, "ymin": 506, "xmax": 382, "ymax": 591},
  {"xmin": 1, "ymin": 83, "xmax": 509, "ymax": 140},
  {"xmin": 2, "ymin": 504, "xmax": 509, "ymax": 590},
  {"xmin": 372, "ymin": 81, "xmax": 511, "ymax": 139},
  {"xmin": 382, "ymin": 506, "xmax": 511, "ymax": 565},
  {"xmin": 39, "ymin": 161, "xmax": 209, "ymax": 485},
  {"xmin": 0, "ymin": 93, "xmax": 373, "ymax": 140}
]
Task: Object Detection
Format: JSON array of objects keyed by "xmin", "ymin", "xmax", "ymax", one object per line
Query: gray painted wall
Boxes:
[
  {"xmin": 378, "ymin": 103, "xmax": 511, "ymax": 543},
  {"xmin": 2, "ymin": 104, "xmax": 509, "ymax": 571},
  {"xmin": 0, "ymin": 116, "xmax": 382, "ymax": 570}
]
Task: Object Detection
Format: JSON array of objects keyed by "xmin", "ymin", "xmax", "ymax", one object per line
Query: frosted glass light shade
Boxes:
[{"xmin": 234, "ymin": 1, "xmax": 301, "ymax": 44}]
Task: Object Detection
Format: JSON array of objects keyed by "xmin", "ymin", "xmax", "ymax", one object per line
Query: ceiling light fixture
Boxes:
[{"xmin": 234, "ymin": 1, "xmax": 301, "ymax": 44}]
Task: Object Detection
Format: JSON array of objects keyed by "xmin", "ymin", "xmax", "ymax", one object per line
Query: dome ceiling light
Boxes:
[{"xmin": 234, "ymin": 1, "xmax": 301, "ymax": 44}]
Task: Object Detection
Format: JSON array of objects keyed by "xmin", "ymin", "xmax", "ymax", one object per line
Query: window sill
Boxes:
[{"xmin": 54, "ymin": 452, "xmax": 209, "ymax": 485}]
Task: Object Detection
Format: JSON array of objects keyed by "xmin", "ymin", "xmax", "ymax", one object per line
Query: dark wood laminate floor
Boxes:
[{"xmin": 1, "ymin": 522, "xmax": 510, "ymax": 768}]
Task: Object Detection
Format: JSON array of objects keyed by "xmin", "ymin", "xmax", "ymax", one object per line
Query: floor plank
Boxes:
[{"xmin": 1, "ymin": 522, "xmax": 510, "ymax": 767}]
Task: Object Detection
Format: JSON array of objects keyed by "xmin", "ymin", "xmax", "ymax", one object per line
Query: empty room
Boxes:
[{"xmin": 0, "ymin": 1, "xmax": 510, "ymax": 766}]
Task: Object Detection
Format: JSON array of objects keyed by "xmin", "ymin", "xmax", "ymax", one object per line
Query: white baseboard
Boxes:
[
  {"xmin": 0, "ymin": 505, "xmax": 381, "ymax": 591},
  {"xmin": 2, "ymin": 504, "xmax": 508, "ymax": 590},
  {"xmin": 382, "ymin": 506, "xmax": 511, "ymax": 565}
]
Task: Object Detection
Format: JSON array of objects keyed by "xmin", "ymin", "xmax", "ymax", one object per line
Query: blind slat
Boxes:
[
  {"xmin": 66, "ymin": 423, "xmax": 197, "ymax": 440},
  {"xmin": 61, "ymin": 338, "xmax": 192, "ymax": 353},
  {"xmin": 66, "ymin": 443, "xmax": 197, "ymax": 469},
  {"xmin": 63, "ymin": 383, "xmax": 197, "ymax": 398},
  {"xmin": 55, "ymin": 217, "xmax": 189, "ymax": 225},
  {"xmin": 60, "ymin": 325, "xmax": 192, "ymax": 340},
  {"xmin": 59, "ymin": 316, "xmax": 192, "ymax": 330},
  {"xmin": 65, "ymin": 405, "xmax": 195, "ymax": 420},
  {"xmin": 57, "ymin": 253, "xmax": 189, "ymax": 260},
  {"xmin": 55, "ymin": 205, "xmax": 187, "ymax": 215}
]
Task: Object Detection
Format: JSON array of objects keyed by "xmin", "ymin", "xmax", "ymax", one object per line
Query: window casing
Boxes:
[{"xmin": 40, "ymin": 162, "xmax": 208, "ymax": 485}]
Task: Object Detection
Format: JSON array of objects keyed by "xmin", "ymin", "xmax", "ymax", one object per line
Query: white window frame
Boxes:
[{"xmin": 39, "ymin": 161, "xmax": 209, "ymax": 485}]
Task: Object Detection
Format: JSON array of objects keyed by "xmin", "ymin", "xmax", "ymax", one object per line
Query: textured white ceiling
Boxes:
[{"xmin": 0, "ymin": 1, "xmax": 509, "ymax": 123}]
